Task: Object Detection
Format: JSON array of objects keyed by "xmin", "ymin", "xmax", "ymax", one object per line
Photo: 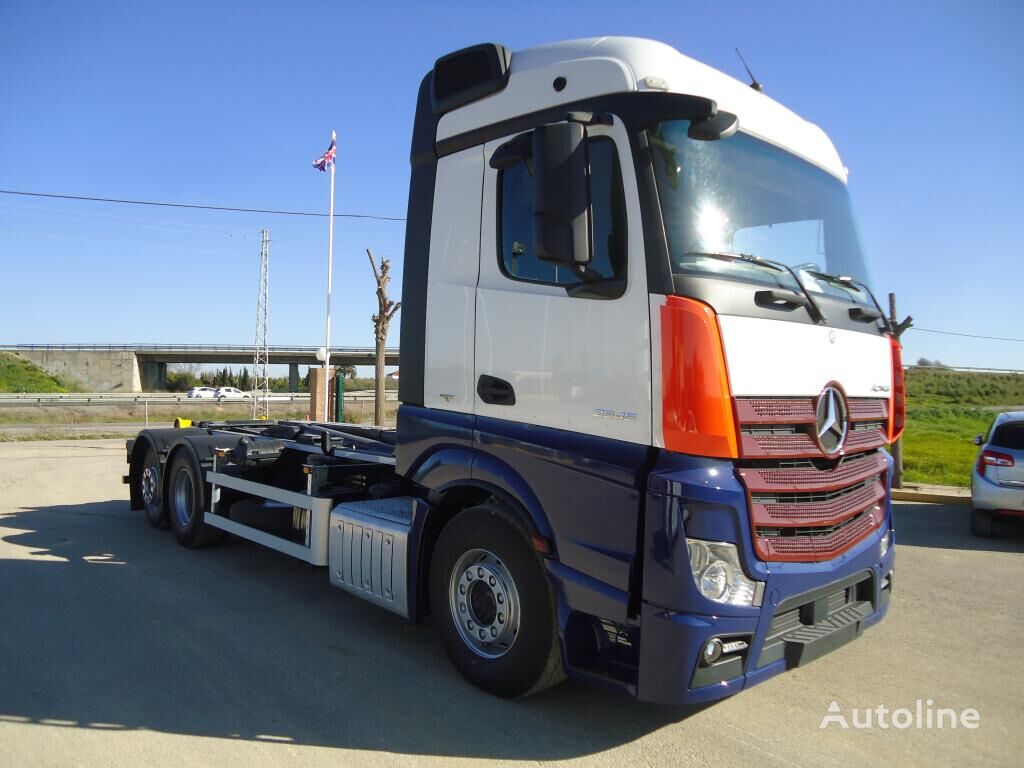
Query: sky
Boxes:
[{"xmin": 1, "ymin": 0, "xmax": 1022, "ymax": 371}]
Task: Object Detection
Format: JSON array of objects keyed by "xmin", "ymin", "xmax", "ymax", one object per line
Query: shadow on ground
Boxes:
[
  {"xmin": 893, "ymin": 501, "xmax": 1024, "ymax": 552},
  {"xmin": 0, "ymin": 501, "xmax": 702, "ymax": 760}
]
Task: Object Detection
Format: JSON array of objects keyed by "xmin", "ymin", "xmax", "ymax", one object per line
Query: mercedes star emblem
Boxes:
[{"xmin": 815, "ymin": 385, "xmax": 849, "ymax": 456}]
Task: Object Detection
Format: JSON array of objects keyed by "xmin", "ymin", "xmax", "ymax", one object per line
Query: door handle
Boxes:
[{"xmin": 477, "ymin": 375, "xmax": 516, "ymax": 406}]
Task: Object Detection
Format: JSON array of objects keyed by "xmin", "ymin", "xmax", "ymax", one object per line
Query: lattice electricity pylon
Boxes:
[{"xmin": 252, "ymin": 229, "xmax": 271, "ymax": 420}]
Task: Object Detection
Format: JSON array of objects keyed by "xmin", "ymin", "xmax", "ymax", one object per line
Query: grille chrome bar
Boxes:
[
  {"xmin": 738, "ymin": 452, "xmax": 887, "ymax": 493},
  {"xmin": 751, "ymin": 479, "xmax": 885, "ymax": 528}
]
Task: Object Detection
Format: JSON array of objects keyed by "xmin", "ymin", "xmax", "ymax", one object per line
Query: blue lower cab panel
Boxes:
[
  {"xmin": 634, "ymin": 512, "xmax": 892, "ymax": 704},
  {"xmin": 630, "ymin": 451, "xmax": 896, "ymax": 705}
]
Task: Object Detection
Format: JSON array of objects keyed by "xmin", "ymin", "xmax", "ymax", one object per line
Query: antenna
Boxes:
[
  {"xmin": 252, "ymin": 228, "xmax": 270, "ymax": 420},
  {"xmin": 735, "ymin": 48, "xmax": 764, "ymax": 92}
]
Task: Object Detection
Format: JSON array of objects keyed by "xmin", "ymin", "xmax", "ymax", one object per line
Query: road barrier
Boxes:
[{"xmin": 0, "ymin": 391, "xmax": 399, "ymax": 407}]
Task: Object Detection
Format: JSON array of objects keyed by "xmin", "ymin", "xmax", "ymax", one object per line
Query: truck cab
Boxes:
[{"xmin": 396, "ymin": 37, "xmax": 900, "ymax": 703}]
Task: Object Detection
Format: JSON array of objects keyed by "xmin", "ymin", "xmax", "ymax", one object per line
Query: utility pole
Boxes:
[
  {"xmin": 888, "ymin": 292, "xmax": 913, "ymax": 488},
  {"xmin": 253, "ymin": 229, "xmax": 270, "ymax": 420},
  {"xmin": 367, "ymin": 248, "xmax": 400, "ymax": 426}
]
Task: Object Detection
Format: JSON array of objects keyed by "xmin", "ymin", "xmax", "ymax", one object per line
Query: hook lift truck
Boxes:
[{"xmin": 126, "ymin": 37, "xmax": 902, "ymax": 704}]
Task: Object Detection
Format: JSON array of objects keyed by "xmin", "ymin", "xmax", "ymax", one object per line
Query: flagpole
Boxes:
[{"xmin": 323, "ymin": 129, "xmax": 336, "ymax": 422}]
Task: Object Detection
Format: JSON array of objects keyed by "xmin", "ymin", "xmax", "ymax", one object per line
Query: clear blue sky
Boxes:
[{"xmin": 1, "ymin": 0, "xmax": 1021, "ymax": 370}]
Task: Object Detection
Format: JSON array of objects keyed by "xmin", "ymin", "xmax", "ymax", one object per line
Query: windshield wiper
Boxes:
[
  {"xmin": 802, "ymin": 269, "xmax": 893, "ymax": 332},
  {"xmin": 686, "ymin": 250, "xmax": 784, "ymax": 273},
  {"xmin": 685, "ymin": 251, "xmax": 827, "ymax": 323},
  {"xmin": 805, "ymin": 270, "xmax": 862, "ymax": 293}
]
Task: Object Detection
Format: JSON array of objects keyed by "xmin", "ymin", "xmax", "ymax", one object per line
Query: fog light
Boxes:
[
  {"xmin": 720, "ymin": 639, "xmax": 749, "ymax": 655},
  {"xmin": 701, "ymin": 638, "xmax": 723, "ymax": 666}
]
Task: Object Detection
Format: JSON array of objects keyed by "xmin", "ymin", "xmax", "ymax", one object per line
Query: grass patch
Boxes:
[
  {"xmin": 902, "ymin": 406, "xmax": 993, "ymax": 487},
  {"xmin": 0, "ymin": 352, "xmax": 67, "ymax": 393},
  {"xmin": 901, "ymin": 369, "xmax": 1023, "ymax": 487},
  {"xmin": 906, "ymin": 367, "xmax": 1024, "ymax": 407}
]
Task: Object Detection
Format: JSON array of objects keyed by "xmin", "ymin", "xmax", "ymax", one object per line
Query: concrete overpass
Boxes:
[{"xmin": 1, "ymin": 344, "xmax": 399, "ymax": 392}]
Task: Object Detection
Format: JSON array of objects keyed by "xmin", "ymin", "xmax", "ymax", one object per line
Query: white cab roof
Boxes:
[{"xmin": 437, "ymin": 37, "xmax": 847, "ymax": 181}]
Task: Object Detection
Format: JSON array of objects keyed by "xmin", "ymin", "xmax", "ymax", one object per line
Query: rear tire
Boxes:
[
  {"xmin": 971, "ymin": 508, "xmax": 994, "ymax": 537},
  {"xmin": 429, "ymin": 503, "xmax": 564, "ymax": 698},
  {"xmin": 139, "ymin": 445, "xmax": 168, "ymax": 529},
  {"xmin": 167, "ymin": 451, "xmax": 224, "ymax": 548}
]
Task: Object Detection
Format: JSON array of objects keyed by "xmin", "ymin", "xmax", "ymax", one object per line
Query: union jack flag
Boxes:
[{"xmin": 312, "ymin": 135, "xmax": 336, "ymax": 172}]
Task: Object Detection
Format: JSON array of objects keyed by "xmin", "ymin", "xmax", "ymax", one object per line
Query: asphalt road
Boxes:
[{"xmin": 0, "ymin": 440, "xmax": 1021, "ymax": 767}]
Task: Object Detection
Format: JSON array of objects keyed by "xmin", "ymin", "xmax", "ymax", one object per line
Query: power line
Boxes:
[
  {"xmin": 909, "ymin": 327, "xmax": 1024, "ymax": 343},
  {"xmin": 0, "ymin": 188, "xmax": 406, "ymax": 222}
]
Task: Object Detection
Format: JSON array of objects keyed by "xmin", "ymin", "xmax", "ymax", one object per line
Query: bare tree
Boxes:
[{"xmin": 367, "ymin": 249, "xmax": 400, "ymax": 425}]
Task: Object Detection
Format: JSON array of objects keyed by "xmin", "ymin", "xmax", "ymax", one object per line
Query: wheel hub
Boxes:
[
  {"xmin": 450, "ymin": 549, "xmax": 520, "ymax": 658},
  {"xmin": 141, "ymin": 466, "xmax": 157, "ymax": 505},
  {"xmin": 173, "ymin": 469, "xmax": 195, "ymax": 527}
]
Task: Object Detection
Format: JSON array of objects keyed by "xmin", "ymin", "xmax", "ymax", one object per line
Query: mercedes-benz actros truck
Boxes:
[{"xmin": 125, "ymin": 37, "xmax": 903, "ymax": 704}]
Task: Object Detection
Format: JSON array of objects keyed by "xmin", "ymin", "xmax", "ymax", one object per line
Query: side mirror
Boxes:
[
  {"xmin": 687, "ymin": 110, "xmax": 739, "ymax": 141},
  {"xmin": 974, "ymin": 434, "xmax": 985, "ymax": 445},
  {"xmin": 532, "ymin": 122, "xmax": 590, "ymax": 266}
]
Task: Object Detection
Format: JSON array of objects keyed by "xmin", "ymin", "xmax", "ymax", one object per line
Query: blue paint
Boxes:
[{"xmin": 396, "ymin": 404, "xmax": 895, "ymax": 705}]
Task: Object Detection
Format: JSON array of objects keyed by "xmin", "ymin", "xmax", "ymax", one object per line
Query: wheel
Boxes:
[
  {"xmin": 971, "ymin": 508, "xmax": 994, "ymax": 537},
  {"xmin": 139, "ymin": 445, "xmax": 167, "ymax": 529},
  {"xmin": 166, "ymin": 451, "xmax": 224, "ymax": 548},
  {"xmin": 429, "ymin": 503, "xmax": 564, "ymax": 698}
]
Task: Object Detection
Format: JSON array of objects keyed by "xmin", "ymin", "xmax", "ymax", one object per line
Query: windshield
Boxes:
[{"xmin": 650, "ymin": 120, "xmax": 873, "ymax": 302}]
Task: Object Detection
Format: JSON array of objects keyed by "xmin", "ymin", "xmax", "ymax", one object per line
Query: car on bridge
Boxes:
[
  {"xmin": 215, "ymin": 387, "xmax": 251, "ymax": 400},
  {"xmin": 186, "ymin": 386, "xmax": 217, "ymax": 399}
]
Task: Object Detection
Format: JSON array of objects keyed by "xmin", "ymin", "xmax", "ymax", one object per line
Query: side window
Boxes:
[{"xmin": 498, "ymin": 135, "xmax": 626, "ymax": 287}]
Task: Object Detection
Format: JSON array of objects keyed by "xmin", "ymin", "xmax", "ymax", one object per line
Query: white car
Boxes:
[
  {"xmin": 215, "ymin": 387, "xmax": 251, "ymax": 400},
  {"xmin": 187, "ymin": 386, "xmax": 217, "ymax": 399}
]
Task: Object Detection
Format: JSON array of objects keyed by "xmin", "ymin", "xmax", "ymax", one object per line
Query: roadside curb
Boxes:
[{"xmin": 892, "ymin": 485, "xmax": 971, "ymax": 506}]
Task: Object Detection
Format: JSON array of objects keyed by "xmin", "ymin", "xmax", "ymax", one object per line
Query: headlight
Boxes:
[
  {"xmin": 879, "ymin": 529, "xmax": 892, "ymax": 560},
  {"xmin": 687, "ymin": 539, "xmax": 761, "ymax": 607}
]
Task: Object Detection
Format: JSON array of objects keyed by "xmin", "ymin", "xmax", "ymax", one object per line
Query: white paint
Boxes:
[
  {"xmin": 718, "ymin": 315, "xmax": 892, "ymax": 397},
  {"xmin": 474, "ymin": 120, "xmax": 652, "ymax": 444},
  {"xmin": 423, "ymin": 146, "xmax": 483, "ymax": 413},
  {"xmin": 438, "ymin": 37, "xmax": 847, "ymax": 181}
]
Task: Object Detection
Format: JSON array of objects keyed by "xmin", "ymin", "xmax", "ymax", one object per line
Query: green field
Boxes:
[
  {"xmin": 902, "ymin": 368, "xmax": 1023, "ymax": 487},
  {"xmin": 0, "ymin": 352, "xmax": 68, "ymax": 393}
]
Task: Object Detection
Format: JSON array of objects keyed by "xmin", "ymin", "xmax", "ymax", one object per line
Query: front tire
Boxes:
[
  {"xmin": 167, "ymin": 452, "xmax": 224, "ymax": 548},
  {"xmin": 429, "ymin": 503, "xmax": 564, "ymax": 698}
]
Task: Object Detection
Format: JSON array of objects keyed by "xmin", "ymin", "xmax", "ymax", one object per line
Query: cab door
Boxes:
[{"xmin": 474, "ymin": 118, "xmax": 651, "ymax": 446}]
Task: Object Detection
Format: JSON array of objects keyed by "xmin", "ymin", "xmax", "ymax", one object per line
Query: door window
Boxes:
[{"xmin": 497, "ymin": 136, "xmax": 626, "ymax": 288}]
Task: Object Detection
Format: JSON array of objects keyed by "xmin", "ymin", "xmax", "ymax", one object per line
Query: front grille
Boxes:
[{"xmin": 734, "ymin": 396, "xmax": 890, "ymax": 562}]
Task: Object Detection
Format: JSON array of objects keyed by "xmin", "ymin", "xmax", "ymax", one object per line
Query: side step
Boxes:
[{"xmin": 329, "ymin": 497, "xmax": 430, "ymax": 619}]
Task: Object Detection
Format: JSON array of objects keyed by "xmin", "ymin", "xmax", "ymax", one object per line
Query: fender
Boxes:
[
  {"xmin": 127, "ymin": 428, "xmax": 205, "ymax": 510},
  {"xmin": 406, "ymin": 442, "xmax": 553, "ymax": 540}
]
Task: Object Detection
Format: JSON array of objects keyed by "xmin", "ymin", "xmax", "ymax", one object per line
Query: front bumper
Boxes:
[
  {"xmin": 630, "ymin": 450, "xmax": 895, "ymax": 705},
  {"xmin": 637, "ymin": 528, "xmax": 894, "ymax": 705}
]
